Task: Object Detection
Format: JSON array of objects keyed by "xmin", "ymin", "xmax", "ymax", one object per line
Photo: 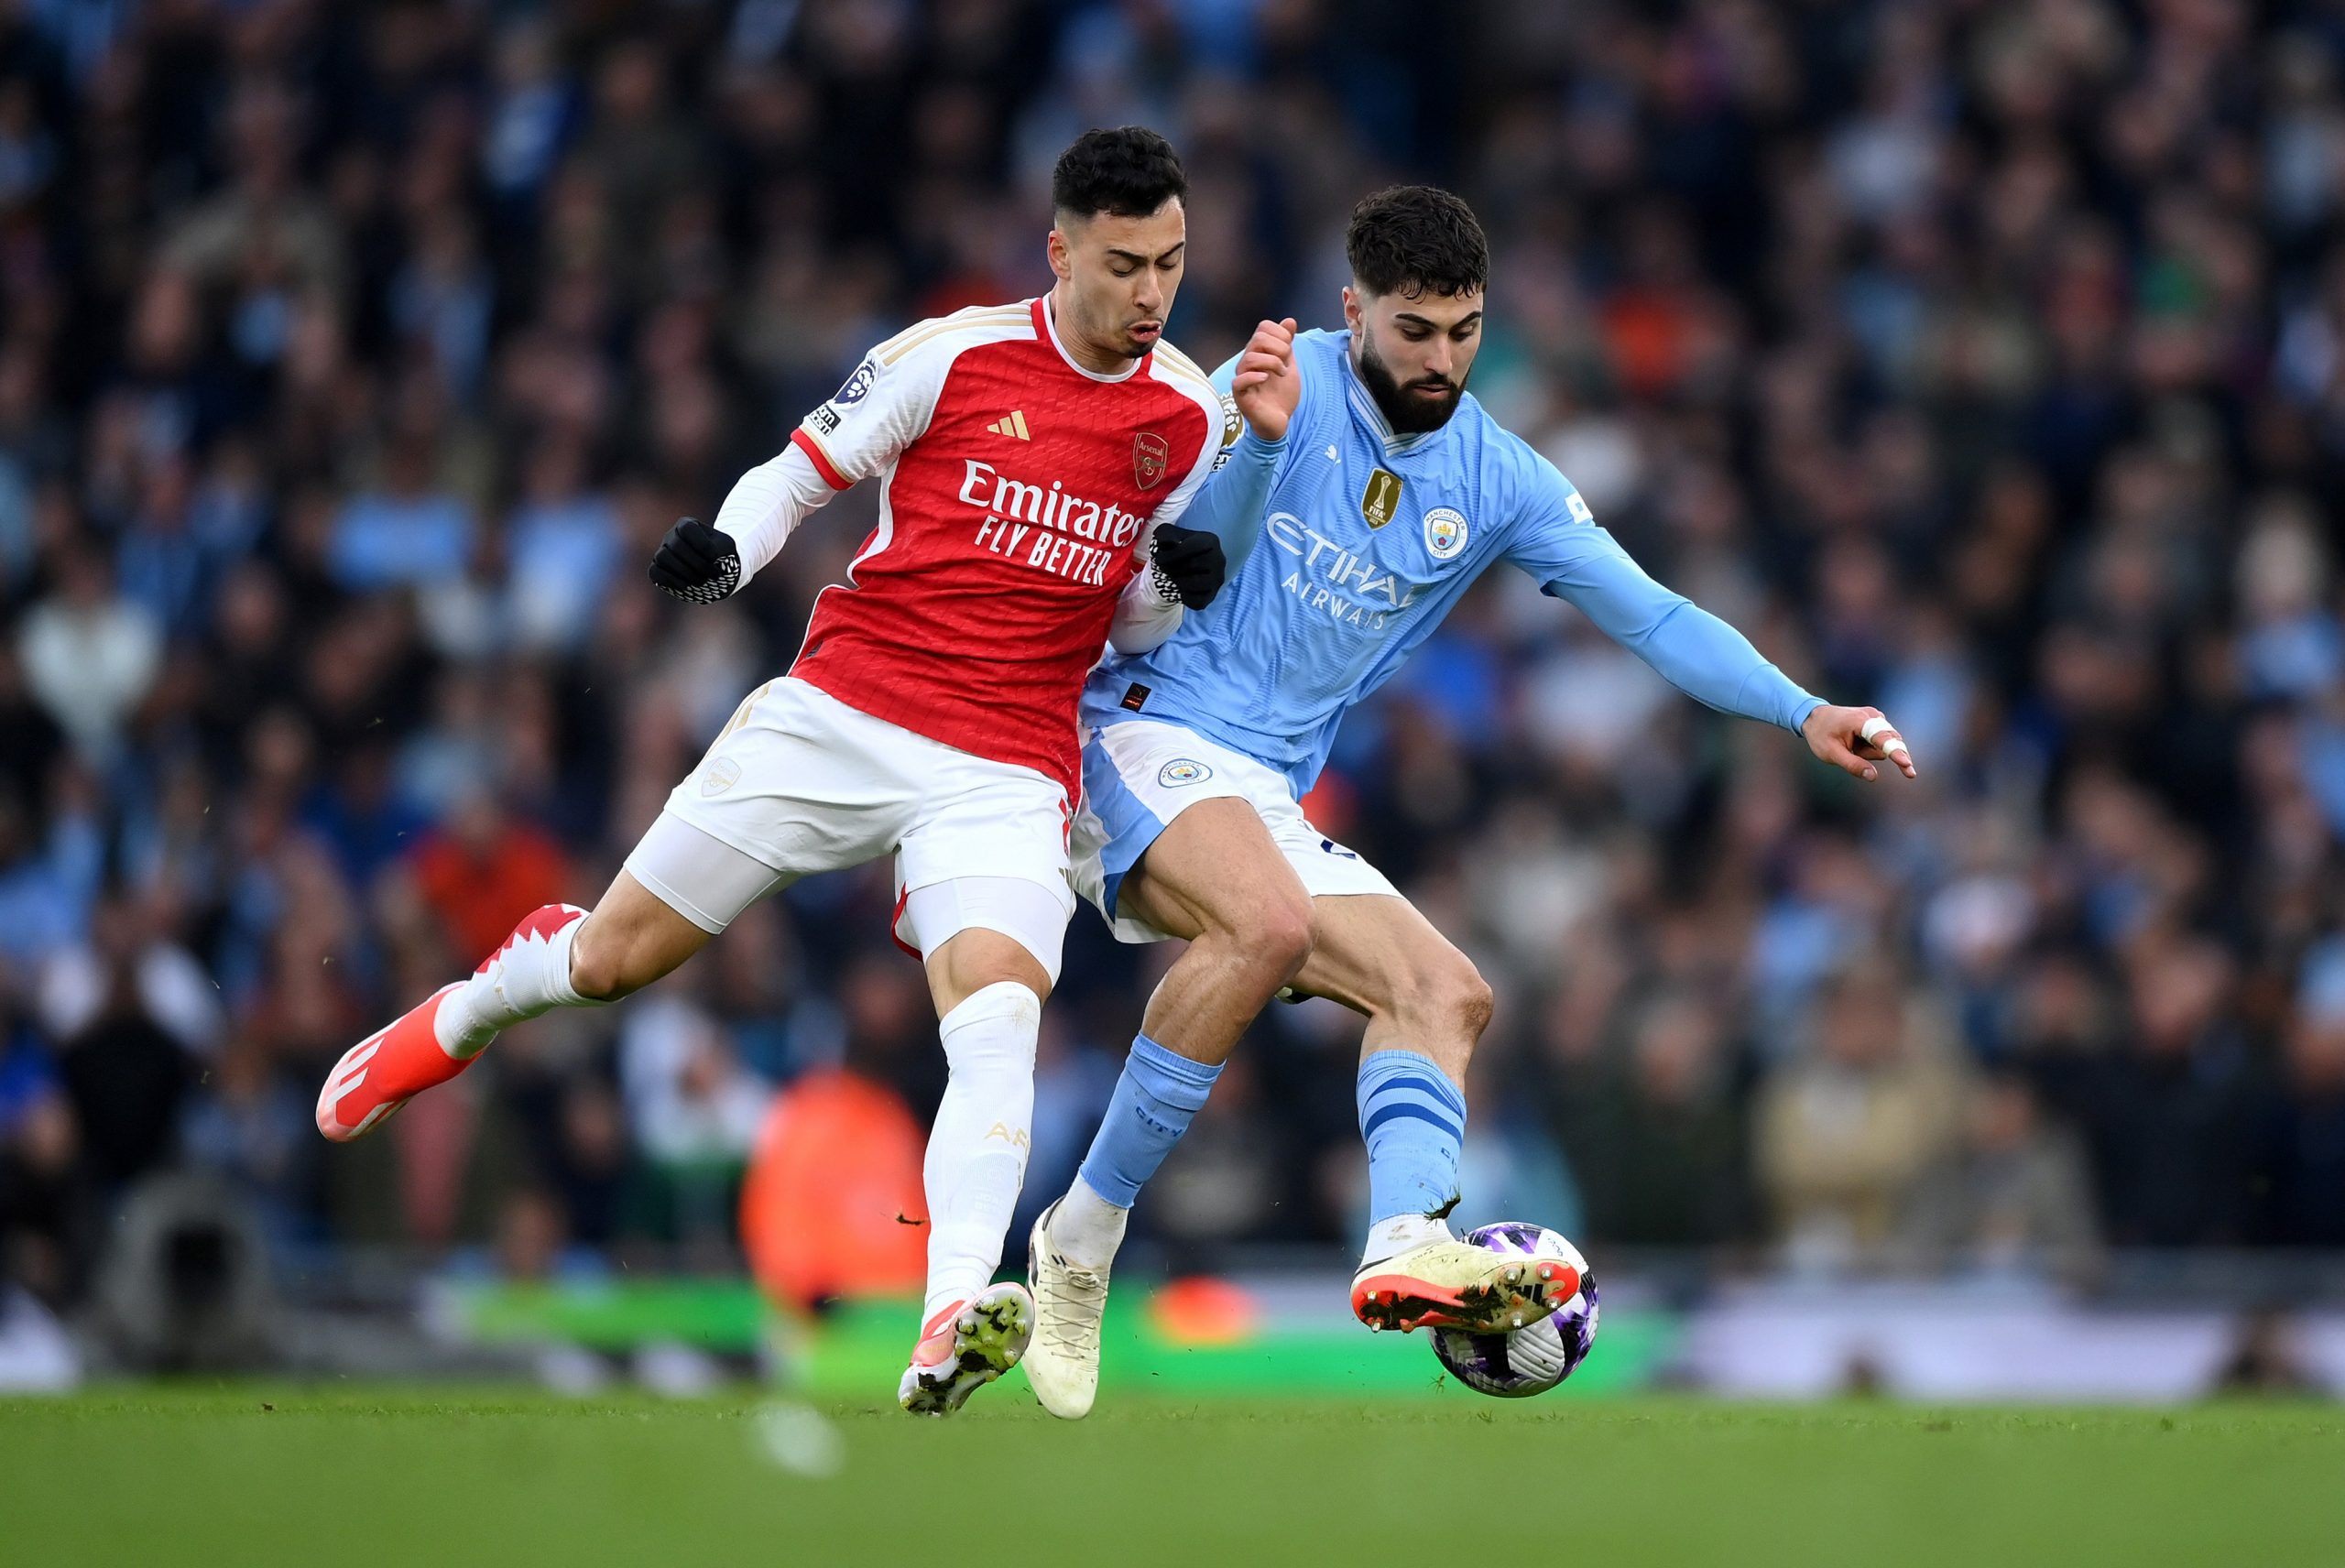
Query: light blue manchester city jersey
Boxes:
[{"xmin": 1081, "ymin": 328, "xmax": 1817, "ymax": 797}]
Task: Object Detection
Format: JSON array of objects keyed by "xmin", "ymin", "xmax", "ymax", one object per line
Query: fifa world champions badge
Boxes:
[{"xmin": 1133, "ymin": 430, "xmax": 1170, "ymax": 490}]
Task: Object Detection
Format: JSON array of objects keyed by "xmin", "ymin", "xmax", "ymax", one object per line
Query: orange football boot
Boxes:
[
  {"xmin": 314, "ymin": 983, "xmax": 467, "ymax": 1142},
  {"xmin": 1350, "ymin": 1237, "xmax": 1577, "ymax": 1334}
]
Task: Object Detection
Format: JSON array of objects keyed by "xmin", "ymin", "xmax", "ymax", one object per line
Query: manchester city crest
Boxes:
[
  {"xmin": 1158, "ymin": 758, "xmax": 1212, "ymax": 787},
  {"xmin": 1423, "ymin": 506, "xmax": 1468, "ymax": 561}
]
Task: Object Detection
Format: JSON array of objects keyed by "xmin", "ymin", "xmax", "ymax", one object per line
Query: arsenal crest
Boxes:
[{"xmin": 1134, "ymin": 430, "xmax": 1170, "ymax": 490}]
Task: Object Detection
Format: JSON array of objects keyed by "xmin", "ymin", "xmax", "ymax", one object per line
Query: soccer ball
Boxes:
[{"xmin": 1429, "ymin": 1222, "xmax": 1598, "ymax": 1399}]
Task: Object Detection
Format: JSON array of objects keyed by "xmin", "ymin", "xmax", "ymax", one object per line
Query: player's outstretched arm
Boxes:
[
  {"xmin": 1552, "ymin": 552, "xmax": 1917, "ymax": 783},
  {"xmin": 1515, "ymin": 455, "xmax": 1915, "ymax": 783},
  {"xmin": 1109, "ymin": 522, "xmax": 1226, "ymax": 653},
  {"xmin": 658, "ymin": 317, "xmax": 973, "ymax": 604}
]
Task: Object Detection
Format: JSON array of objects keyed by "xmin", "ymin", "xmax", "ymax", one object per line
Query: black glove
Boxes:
[
  {"xmin": 649, "ymin": 517, "xmax": 742, "ymax": 604},
  {"xmin": 1148, "ymin": 522, "xmax": 1226, "ymax": 610}
]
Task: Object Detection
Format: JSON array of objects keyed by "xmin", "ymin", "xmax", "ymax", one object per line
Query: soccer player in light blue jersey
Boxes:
[{"xmin": 1021, "ymin": 187, "xmax": 1915, "ymax": 1419}]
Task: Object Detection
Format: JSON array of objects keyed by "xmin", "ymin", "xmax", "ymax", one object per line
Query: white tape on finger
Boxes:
[{"xmin": 1860, "ymin": 715, "xmax": 1909, "ymax": 757}]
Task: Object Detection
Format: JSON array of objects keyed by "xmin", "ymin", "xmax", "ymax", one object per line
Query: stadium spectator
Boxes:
[
  {"xmin": 2254, "ymin": 947, "xmax": 2345, "ymax": 1246},
  {"xmin": 2075, "ymin": 936, "xmax": 2264, "ymax": 1247},
  {"xmin": 1753, "ymin": 956, "xmax": 1968, "ymax": 1269},
  {"xmin": 1900, "ymin": 1071, "xmax": 2103, "ymax": 1281},
  {"xmin": 16, "ymin": 545, "xmax": 159, "ymax": 764},
  {"xmin": 1552, "ymin": 992, "xmax": 1751, "ymax": 1248},
  {"xmin": 405, "ymin": 785, "xmax": 574, "ymax": 964}
]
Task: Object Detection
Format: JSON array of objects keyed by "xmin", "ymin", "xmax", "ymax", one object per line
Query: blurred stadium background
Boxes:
[{"xmin": 5, "ymin": 0, "xmax": 2345, "ymax": 1412}]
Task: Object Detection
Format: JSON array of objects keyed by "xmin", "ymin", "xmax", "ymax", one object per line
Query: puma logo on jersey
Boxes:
[{"xmin": 987, "ymin": 410, "xmax": 1031, "ymax": 440}]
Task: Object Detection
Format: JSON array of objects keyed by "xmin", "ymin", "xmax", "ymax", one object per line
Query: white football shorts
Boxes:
[
  {"xmin": 1070, "ymin": 716, "xmax": 1397, "ymax": 944},
  {"xmin": 626, "ymin": 676, "xmax": 1074, "ymax": 979}
]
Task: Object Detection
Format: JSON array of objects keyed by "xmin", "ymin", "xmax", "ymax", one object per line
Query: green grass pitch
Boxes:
[{"xmin": 5, "ymin": 1387, "xmax": 2341, "ymax": 1567}]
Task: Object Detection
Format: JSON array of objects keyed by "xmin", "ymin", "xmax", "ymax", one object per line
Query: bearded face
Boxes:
[
  {"xmin": 1355, "ymin": 321, "xmax": 1467, "ymax": 433},
  {"xmin": 1346, "ymin": 286, "xmax": 1483, "ymax": 434}
]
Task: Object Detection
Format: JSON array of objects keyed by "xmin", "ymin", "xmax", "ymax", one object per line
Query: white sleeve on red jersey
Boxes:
[
  {"xmin": 786, "ymin": 310, "xmax": 1005, "ymax": 489},
  {"xmin": 714, "ymin": 443, "xmax": 837, "ymax": 587},
  {"xmin": 718, "ymin": 307, "xmax": 1021, "ymax": 586},
  {"xmin": 1108, "ymin": 570, "xmax": 1183, "ymax": 653}
]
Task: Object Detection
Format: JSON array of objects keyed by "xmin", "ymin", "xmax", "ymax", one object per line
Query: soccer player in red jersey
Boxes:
[{"xmin": 314, "ymin": 127, "xmax": 1303, "ymax": 1415}]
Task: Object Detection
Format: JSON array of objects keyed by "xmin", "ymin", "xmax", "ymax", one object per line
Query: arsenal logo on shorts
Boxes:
[{"xmin": 1133, "ymin": 430, "xmax": 1170, "ymax": 491}]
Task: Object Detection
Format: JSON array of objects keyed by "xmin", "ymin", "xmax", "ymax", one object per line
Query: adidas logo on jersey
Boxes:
[{"xmin": 987, "ymin": 410, "xmax": 1031, "ymax": 440}]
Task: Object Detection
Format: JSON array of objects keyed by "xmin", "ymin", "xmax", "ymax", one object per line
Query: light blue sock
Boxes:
[
  {"xmin": 1075, "ymin": 1032, "xmax": 1223, "ymax": 1207},
  {"xmin": 1358, "ymin": 1050, "xmax": 1467, "ymax": 1223}
]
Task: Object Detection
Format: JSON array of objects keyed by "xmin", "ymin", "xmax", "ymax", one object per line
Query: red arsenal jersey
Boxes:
[{"xmin": 784, "ymin": 296, "xmax": 1227, "ymax": 799}]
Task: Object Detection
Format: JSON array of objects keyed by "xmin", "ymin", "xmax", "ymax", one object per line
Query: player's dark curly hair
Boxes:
[
  {"xmin": 1346, "ymin": 185, "xmax": 1489, "ymax": 299},
  {"xmin": 1052, "ymin": 125, "xmax": 1187, "ymax": 220}
]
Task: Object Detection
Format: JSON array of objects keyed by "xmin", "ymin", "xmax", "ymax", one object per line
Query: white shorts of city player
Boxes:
[{"xmin": 1070, "ymin": 716, "xmax": 1397, "ymax": 945}]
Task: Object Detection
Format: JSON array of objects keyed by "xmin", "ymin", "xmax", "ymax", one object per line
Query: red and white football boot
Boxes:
[
  {"xmin": 314, "ymin": 983, "xmax": 469, "ymax": 1143},
  {"xmin": 897, "ymin": 1282, "xmax": 1035, "ymax": 1416}
]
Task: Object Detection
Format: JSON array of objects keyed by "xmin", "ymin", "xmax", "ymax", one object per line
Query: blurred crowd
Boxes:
[{"xmin": 7, "ymin": 0, "xmax": 2345, "ymax": 1321}]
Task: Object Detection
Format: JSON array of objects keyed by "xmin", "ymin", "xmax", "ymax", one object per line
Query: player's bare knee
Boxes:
[
  {"xmin": 565, "ymin": 917, "xmax": 637, "ymax": 1002},
  {"xmin": 563, "ymin": 942, "xmax": 621, "ymax": 1002},
  {"xmin": 1241, "ymin": 893, "xmax": 1315, "ymax": 985},
  {"xmin": 1388, "ymin": 952, "xmax": 1492, "ymax": 1046},
  {"xmin": 1453, "ymin": 964, "xmax": 1496, "ymax": 1040}
]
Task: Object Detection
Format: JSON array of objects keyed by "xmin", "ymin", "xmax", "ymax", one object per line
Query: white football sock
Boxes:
[
  {"xmin": 921, "ymin": 981, "xmax": 1042, "ymax": 1325},
  {"xmin": 1360, "ymin": 1211, "xmax": 1456, "ymax": 1269},
  {"xmin": 434, "ymin": 904, "xmax": 602, "ymax": 1059},
  {"xmin": 1046, "ymin": 1174, "xmax": 1129, "ymax": 1272}
]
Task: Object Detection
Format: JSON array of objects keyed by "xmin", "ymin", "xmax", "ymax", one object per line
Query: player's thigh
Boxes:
[
  {"xmin": 658, "ymin": 676, "xmax": 923, "ymax": 893},
  {"xmin": 1288, "ymin": 893, "xmax": 1493, "ymax": 1052},
  {"xmin": 910, "ymin": 878, "xmax": 1066, "ymax": 1013},
  {"xmin": 894, "ymin": 760, "xmax": 1076, "ymax": 1002},
  {"xmin": 1072, "ymin": 719, "xmax": 1313, "ymax": 949},
  {"xmin": 1118, "ymin": 795, "xmax": 1314, "ymax": 952},
  {"xmin": 619, "ymin": 811, "xmax": 790, "ymax": 944},
  {"xmin": 614, "ymin": 678, "xmax": 928, "ymax": 992}
]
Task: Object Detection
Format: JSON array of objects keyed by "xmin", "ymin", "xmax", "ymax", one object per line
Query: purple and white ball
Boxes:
[{"xmin": 1430, "ymin": 1222, "xmax": 1598, "ymax": 1399}]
